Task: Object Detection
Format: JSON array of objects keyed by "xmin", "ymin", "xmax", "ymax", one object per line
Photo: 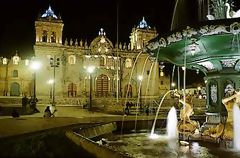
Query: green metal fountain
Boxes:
[{"xmin": 146, "ymin": 0, "xmax": 240, "ymax": 145}]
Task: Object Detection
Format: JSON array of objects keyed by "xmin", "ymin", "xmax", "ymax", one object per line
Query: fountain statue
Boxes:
[
  {"xmin": 175, "ymin": 93, "xmax": 200, "ymax": 136},
  {"xmin": 201, "ymin": 87, "xmax": 240, "ymax": 148},
  {"xmin": 221, "ymin": 88, "xmax": 240, "ymax": 140}
]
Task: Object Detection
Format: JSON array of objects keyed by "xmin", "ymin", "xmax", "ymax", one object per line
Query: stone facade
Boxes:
[{"xmin": 0, "ymin": 6, "xmax": 170, "ymax": 106}]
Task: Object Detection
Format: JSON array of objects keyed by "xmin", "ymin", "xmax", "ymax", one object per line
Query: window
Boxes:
[
  {"xmin": 13, "ymin": 70, "xmax": 18, "ymax": 77},
  {"xmin": 125, "ymin": 58, "xmax": 132, "ymax": 68},
  {"xmin": 13, "ymin": 56, "xmax": 20, "ymax": 65},
  {"xmin": 68, "ymin": 55, "xmax": 76, "ymax": 64},
  {"xmin": 42, "ymin": 30, "xmax": 48, "ymax": 42},
  {"xmin": 51, "ymin": 32, "xmax": 56, "ymax": 43},
  {"xmin": 100, "ymin": 57, "xmax": 105, "ymax": 66},
  {"xmin": 68, "ymin": 83, "xmax": 77, "ymax": 97},
  {"xmin": 96, "ymin": 74, "xmax": 109, "ymax": 97}
]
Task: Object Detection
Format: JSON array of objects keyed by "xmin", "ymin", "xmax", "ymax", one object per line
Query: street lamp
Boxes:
[
  {"xmin": 30, "ymin": 58, "xmax": 41, "ymax": 108},
  {"xmin": 171, "ymin": 82, "xmax": 176, "ymax": 88},
  {"xmin": 87, "ymin": 66, "xmax": 95, "ymax": 111},
  {"xmin": 50, "ymin": 56, "xmax": 60, "ymax": 106},
  {"xmin": 47, "ymin": 79, "xmax": 54, "ymax": 99}
]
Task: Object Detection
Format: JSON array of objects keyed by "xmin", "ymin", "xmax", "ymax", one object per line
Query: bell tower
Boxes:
[
  {"xmin": 130, "ymin": 17, "xmax": 158, "ymax": 50},
  {"xmin": 35, "ymin": 6, "xmax": 64, "ymax": 45}
]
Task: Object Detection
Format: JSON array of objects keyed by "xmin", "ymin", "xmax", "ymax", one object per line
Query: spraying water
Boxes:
[
  {"xmin": 150, "ymin": 90, "xmax": 175, "ymax": 137},
  {"xmin": 233, "ymin": 104, "xmax": 240, "ymax": 151},
  {"xmin": 144, "ymin": 61, "xmax": 154, "ymax": 105},
  {"xmin": 121, "ymin": 51, "xmax": 143, "ymax": 136},
  {"xmin": 134, "ymin": 56, "xmax": 150, "ymax": 132},
  {"xmin": 167, "ymin": 106, "xmax": 178, "ymax": 139}
]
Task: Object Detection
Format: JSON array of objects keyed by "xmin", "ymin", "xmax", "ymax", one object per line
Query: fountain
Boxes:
[{"xmin": 146, "ymin": 0, "xmax": 240, "ymax": 150}]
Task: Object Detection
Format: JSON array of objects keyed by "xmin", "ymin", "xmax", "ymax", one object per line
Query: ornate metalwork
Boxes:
[{"xmin": 221, "ymin": 59, "xmax": 237, "ymax": 67}]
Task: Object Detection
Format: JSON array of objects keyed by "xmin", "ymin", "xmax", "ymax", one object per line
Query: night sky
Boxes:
[
  {"xmin": 3, "ymin": 0, "xmax": 239, "ymax": 86},
  {"xmin": 0, "ymin": 0, "xmax": 175, "ymax": 57}
]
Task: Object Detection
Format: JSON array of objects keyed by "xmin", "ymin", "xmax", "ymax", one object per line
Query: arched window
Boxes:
[
  {"xmin": 51, "ymin": 32, "xmax": 56, "ymax": 43},
  {"xmin": 100, "ymin": 57, "xmax": 105, "ymax": 66},
  {"xmin": 96, "ymin": 74, "xmax": 109, "ymax": 97},
  {"xmin": 68, "ymin": 83, "xmax": 77, "ymax": 97},
  {"xmin": 125, "ymin": 84, "xmax": 132, "ymax": 98},
  {"xmin": 2, "ymin": 58, "xmax": 7, "ymax": 65},
  {"xmin": 42, "ymin": 30, "xmax": 48, "ymax": 42},
  {"xmin": 13, "ymin": 55, "xmax": 20, "ymax": 65},
  {"xmin": 68, "ymin": 55, "xmax": 76, "ymax": 65},
  {"xmin": 13, "ymin": 70, "xmax": 18, "ymax": 77}
]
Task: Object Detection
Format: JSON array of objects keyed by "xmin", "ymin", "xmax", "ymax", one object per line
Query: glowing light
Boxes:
[
  {"xmin": 47, "ymin": 79, "xmax": 54, "ymax": 84},
  {"xmin": 30, "ymin": 60, "xmax": 41, "ymax": 71},
  {"xmin": 138, "ymin": 75, "xmax": 143, "ymax": 81},
  {"xmin": 171, "ymin": 82, "xmax": 176, "ymax": 87},
  {"xmin": 85, "ymin": 55, "xmax": 91, "ymax": 58},
  {"xmin": 160, "ymin": 70, "xmax": 164, "ymax": 77},
  {"xmin": 87, "ymin": 66, "xmax": 95, "ymax": 74},
  {"xmin": 182, "ymin": 67, "xmax": 186, "ymax": 71},
  {"xmin": 197, "ymin": 86, "xmax": 201, "ymax": 91}
]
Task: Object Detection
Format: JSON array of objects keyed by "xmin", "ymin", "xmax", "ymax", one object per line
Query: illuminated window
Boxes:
[
  {"xmin": 51, "ymin": 32, "xmax": 56, "ymax": 43},
  {"xmin": 13, "ymin": 55, "xmax": 20, "ymax": 65},
  {"xmin": 13, "ymin": 70, "xmax": 18, "ymax": 77},
  {"xmin": 100, "ymin": 57, "xmax": 105, "ymax": 66},
  {"xmin": 3, "ymin": 58, "xmax": 7, "ymax": 65},
  {"xmin": 25, "ymin": 59, "xmax": 29, "ymax": 66},
  {"xmin": 42, "ymin": 30, "xmax": 48, "ymax": 42},
  {"xmin": 125, "ymin": 58, "xmax": 132, "ymax": 68},
  {"xmin": 68, "ymin": 55, "xmax": 76, "ymax": 64}
]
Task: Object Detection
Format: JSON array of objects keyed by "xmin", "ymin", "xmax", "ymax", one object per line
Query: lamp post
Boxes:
[
  {"xmin": 87, "ymin": 66, "xmax": 95, "ymax": 111},
  {"xmin": 30, "ymin": 58, "xmax": 41, "ymax": 108},
  {"xmin": 50, "ymin": 56, "xmax": 60, "ymax": 106},
  {"xmin": 47, "ymin": 79, "xmax": 54, "ymax": 99}
]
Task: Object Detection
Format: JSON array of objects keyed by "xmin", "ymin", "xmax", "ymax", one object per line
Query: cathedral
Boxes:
[{"xmin": 0, "ymin": 6, "xmax": 170, "ymax": 107}]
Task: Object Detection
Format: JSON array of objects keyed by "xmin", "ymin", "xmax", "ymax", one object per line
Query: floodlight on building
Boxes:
[
  {"xmin": 160, "ymin": 70, "xmax": 164, "ymax": 77},
  {"xmin": 138, "ymin": 75, "xmax": 143, "ymax": 81}
]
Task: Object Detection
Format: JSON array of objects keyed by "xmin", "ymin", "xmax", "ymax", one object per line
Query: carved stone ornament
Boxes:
[{"xmin": 210, "ymin": 84, "xmax": 218, "ymax": 103}]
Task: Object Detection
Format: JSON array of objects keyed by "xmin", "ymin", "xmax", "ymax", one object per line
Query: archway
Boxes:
[
  {"xmin": 10, "ymin": 82, "xmax": 20, "ymax": 96},
  {"xmin": 96, "ymin": 74, "xmax": 109, "ymax": 97},
  {"xmin": 124, "ymin": 84, "xmax": 133, "ymax": 98},
  {"xmin": 68, "ymin": 83, "xmax": 77, "ymax": 97}
]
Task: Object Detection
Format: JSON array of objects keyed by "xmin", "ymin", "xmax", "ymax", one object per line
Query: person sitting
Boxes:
[
  {"xmin": 11, "ymin": 109, "xmax": 20, "ymax": 118},
  {"xmin": 44, "ymin": 106, "xmax": 52, "ymax": 117}
]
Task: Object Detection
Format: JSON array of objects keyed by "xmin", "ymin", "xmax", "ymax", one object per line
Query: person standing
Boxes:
[
  {"xmin": 21, "ymin": 95, "xmax": 28, "ymax": 113},
  {"xmin": 29, "ymin": 96, "xmax": 39, "ymax": 113}
]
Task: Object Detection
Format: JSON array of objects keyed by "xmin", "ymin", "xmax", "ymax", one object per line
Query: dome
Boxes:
[{"xmin": 90, "ymin": 28, "xmax": 113, "ymax": 54}]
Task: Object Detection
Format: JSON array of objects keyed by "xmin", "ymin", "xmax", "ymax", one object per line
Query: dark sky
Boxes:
[{"xmin": 0, "ymin": 0, "xmax": 175, "ymax": 57}]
